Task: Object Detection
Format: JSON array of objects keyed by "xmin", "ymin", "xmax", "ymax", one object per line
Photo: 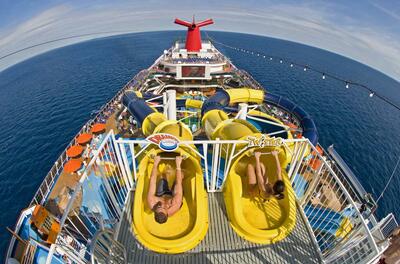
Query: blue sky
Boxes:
[{"xmin": 0, "ymin": 0, "xmax": 400, "ymax": 81}]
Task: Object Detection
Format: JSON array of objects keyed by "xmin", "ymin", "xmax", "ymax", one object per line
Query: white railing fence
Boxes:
[
  {"xmin": 286, "ymin": 140, "xmax": 381, "ymax": 263},
  {"xmin": 44, "ymin": 130, "xmax": 383, "ymax": 264},
  {"xmin": 115, "ymin": 137, "xmax": 257, "ymax": 193},
  {"xmin": 115, "ymin": 135, "xmax": 382, "ymax": 263},
  {"xmin": 45, "ymin": 131, "xmax": 131, "ymax": 264}
]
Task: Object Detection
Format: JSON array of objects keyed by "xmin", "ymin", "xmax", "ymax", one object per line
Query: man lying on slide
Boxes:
[
  {"xmin": 247, "ymin": 150, "xmax": 285, "ymax": 200},
  {"xmin": 147, "ymin": 155, "xmax": 184, "ymax": 224}
]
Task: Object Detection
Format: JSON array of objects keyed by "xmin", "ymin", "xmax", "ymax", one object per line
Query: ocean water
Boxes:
[{"xmin": 0, "ymin": 31, "xmax": 399, "ymax": 258}]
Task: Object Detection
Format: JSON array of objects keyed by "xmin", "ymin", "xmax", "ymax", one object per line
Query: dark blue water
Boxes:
[{"xmin": 0, "ymin": 31, "xmax": 399, "ymax": 258}]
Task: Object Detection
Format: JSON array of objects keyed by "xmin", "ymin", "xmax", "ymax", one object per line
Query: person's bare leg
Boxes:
[
  {"xmin": 247, "ymin": 163, "xmax": 258, "ymax": 197},
  {"xmin": 168, "ymin": 156, "xmax": 184, "ymax": 216},
  {"xmin": 260, "ymin": 163, "xmax": 266, "ymax": 184},
  {"xmin": 255, "ymin": 152, "xmax": 267, "ymax": 194},
  {"xmin": 147, "ymin": 156, "xmax": 161, "ymax": 209},
  {"xmin": 258, "ymin": 162, "xmax": 269, "ymax": 199}
]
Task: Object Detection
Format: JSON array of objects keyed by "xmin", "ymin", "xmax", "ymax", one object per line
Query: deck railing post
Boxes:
[
  {"xmin": 211, "ymin": 138, "xmax": 221, "ymax": 192},
  {"xmin": 111, "ymin": 133, "xmax": 132, "ymax": 190},
  {"xmin": 288, "ymin": 140, "xmax": 305, "ymax": 179},
  {"xmin": 97, "ymin": 156, "xmax": 123, "ymax": 217},
  {"xmin": 291, "ymin": 141, "xmax": 308, "ymax": 186},
  {"xmin": 305, "ymin": 139, "xmax": 380, "ymax": 262},
  {"xmin": 300, "ymin": 163, "xmax": 325, "ymax": 206},
  {"xmin": 221, "ymin": 143, "xmax": 237, "ymax": 189},
  {"xmin": 203, "ymin": 143, "xmax": 210, "ymax": 192}
]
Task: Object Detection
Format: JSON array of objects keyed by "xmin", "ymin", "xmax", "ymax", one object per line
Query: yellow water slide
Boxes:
[
  {"xmin": 201, "ymin": 88, "xmax": 297, "ymax": 244},
  {"xmin": 122, "ymin": 91, "xmax": 208, "ymax": 253}
]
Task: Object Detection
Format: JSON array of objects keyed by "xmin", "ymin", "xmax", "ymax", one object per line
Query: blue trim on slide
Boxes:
[{"xmin": 264, "ymin": 93, "xmax": 318, "ymax": 145}]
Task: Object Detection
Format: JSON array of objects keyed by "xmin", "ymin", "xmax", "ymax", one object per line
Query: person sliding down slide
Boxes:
[
  {"xmin": 147, "ymin": 156, "xmax": 184, "ymax": 224},
  {"xmin": 247, "ymin": 151, "xmax": 285, "ymax": 200}
]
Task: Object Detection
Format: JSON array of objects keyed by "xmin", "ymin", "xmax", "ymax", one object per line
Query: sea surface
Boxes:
[{"xmin": 0, "ymin": 31, "xmax": 399, "ymax": 258}]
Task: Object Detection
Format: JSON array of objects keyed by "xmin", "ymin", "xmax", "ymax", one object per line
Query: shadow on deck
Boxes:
[{"xmin": 117, "ymin": 192, "xmax": 323, "ymax": 264}]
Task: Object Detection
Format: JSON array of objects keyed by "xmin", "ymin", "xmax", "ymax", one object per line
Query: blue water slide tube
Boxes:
[
  {"xmin": 121, "ymin": 91, "xmax": 155, "ymax": 127},
  {"xmin": 201, "ymin": 89, "xmax": 230, "ymax": 116},
  {"xmin": 199, "ymin": 90, "xmax": 318, "ymax": 145},
  {"xmin": 264, "ymin": 93, "xmax": 318, "ymax": 145},
  {"xmin": 124, "ymin": 90, "xmax": 318, "ymax": 145},
  {"xmin": 133, "ymin": 92, "xmax": 197, "ymax": 108}
]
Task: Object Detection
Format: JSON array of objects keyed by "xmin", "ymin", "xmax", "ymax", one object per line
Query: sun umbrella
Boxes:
[
  {"xmin": 91, "ymin": 123, "xmax": 106, "ymax": 134},
  {"xmin": 64, "ymin": 159, "xmax": 83, "ymax": 173},
  {"xmin": 286, "ymin": 122, "xmax": 298, "ymax": 129},
  {"xmin": 309, "ymin": 158, "xmax": 322, "ymax": 171},
  {"xmin": 76, "ymin": 133, "xmax": 92, "ymax": 145},
  {"xmin": 312, "ymin": 145, "xmax": 324, "ymax": 156},
  {"xmin": 66, "ymin": 145, "xmax": 84, "ymax": 158}
]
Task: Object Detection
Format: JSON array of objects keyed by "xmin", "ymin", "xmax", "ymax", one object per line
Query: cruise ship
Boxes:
[{"xmin": 5, "ymin": 17, "xmax": 399, "ymax": 264}]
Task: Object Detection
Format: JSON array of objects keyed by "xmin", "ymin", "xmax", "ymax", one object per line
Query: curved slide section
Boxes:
[
  {"xmin": 264, "ymin": 93, "xmax": 318, "ymax": 145},
  {"xmin": 201, "ymin": 88, "xmax": 296, "ymax": 244},
  {"xmin": 201, "ymin": 89, "xmax": 264, "ymax": 141},
  {"xmin": 122, "ymin": 91, "xmax": 208, "ymax": 254},
  {"xmin": 134, "ymin": 89, "xmax": 318, "ymax": 145}
]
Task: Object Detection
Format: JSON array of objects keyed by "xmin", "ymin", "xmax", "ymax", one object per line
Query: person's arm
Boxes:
[
  {"xmin": 272, "ymin": 150, "xmax": 282, "ymax": 181},
  {"xmin": 147, "ymin": 155, "xmax": 160, "ymax": 209},
  {"xmin": 254, "ymin": 152, "xmax": 266, "ymax": 193},
  {"xmin": 168, "ymin": 156, "xmax": 184, "ymax": 216}
]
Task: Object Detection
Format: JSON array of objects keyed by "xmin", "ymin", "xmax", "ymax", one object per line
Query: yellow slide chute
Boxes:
[
  {"xmin": 201, "ymin": 88, "xmax": 297, "ymax": 244},
  {"xmin": 224, "ymin": 147, "xmax": 296, "ymax": 244},
  {"xmin": 123, "ymin": 91, "xmax": 208, "ymax": 254},
  {"xmin": 133, "ymin": 147, "xmax": 208, "ymax": 253}
]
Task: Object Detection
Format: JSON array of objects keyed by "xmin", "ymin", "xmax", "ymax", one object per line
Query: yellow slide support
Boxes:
[{"xmin": 133, "ymin": 112, "xmax": 208, "ymax": 253}]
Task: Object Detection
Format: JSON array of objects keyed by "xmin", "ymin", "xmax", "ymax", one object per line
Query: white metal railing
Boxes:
[
  {"xmin": 286, "ymin": 140, "xmax": 382, "ymax": 263},
  {"xmin": 43, "ymin": 131, "xmax": 131, "ymax": 264},
  {"xmin": 115, "ymin": 134, "xmax": 382, "ymax": 263},
  {"xmin": 115, "ymin": 137, "xmax": 259, "ymax": 193},
  {"xmin": 41, "ymin": 130, "xmax": 383, "ymax": 264}
]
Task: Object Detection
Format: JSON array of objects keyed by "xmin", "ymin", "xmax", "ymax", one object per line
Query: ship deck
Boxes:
[{"xmin": 117, "ymin": 192, "xmax": 323, "ymax": 264}]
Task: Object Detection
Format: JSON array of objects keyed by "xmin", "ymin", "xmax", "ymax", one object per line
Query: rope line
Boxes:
[
  {"xmin": 376, "ymin": 155, "xmax": 400, "ymax": 205},
  {"xmin": 206, "ymin": 34, "xmax": 400, "ymax": 112}
]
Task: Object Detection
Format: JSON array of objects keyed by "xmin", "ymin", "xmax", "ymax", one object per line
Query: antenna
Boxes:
[{"xmin": 174, "ymin": 17, "xmax": 214, "ymax": 52}]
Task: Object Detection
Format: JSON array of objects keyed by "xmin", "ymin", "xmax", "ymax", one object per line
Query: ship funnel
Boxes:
[{"xmin": 174, "ymin": 17, "xmax": 214, "ymax": 52}]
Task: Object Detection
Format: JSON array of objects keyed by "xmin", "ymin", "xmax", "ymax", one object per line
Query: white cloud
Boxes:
[{"xmin": 0, "ymin": 2, "xmax": 400, "ymax": 81}]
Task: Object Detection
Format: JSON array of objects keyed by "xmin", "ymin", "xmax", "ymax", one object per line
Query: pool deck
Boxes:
[{"xmin": 117, "ymin": 192, "xmax": 323, "ymax": 264}]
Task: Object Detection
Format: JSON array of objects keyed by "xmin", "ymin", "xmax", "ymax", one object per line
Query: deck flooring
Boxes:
[{"xmin": 117, "ymin": 192, "xmax": 323, "ymax": 264}]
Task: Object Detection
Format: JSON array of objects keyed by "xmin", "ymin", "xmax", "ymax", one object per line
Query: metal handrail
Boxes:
[
  {"xmin": 294, "ymin": 139, "xmax": 380, "ymax": 259},
  {"xmin": 38, "ymin": 131, "xmax": 383, "ymax": 264}
]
